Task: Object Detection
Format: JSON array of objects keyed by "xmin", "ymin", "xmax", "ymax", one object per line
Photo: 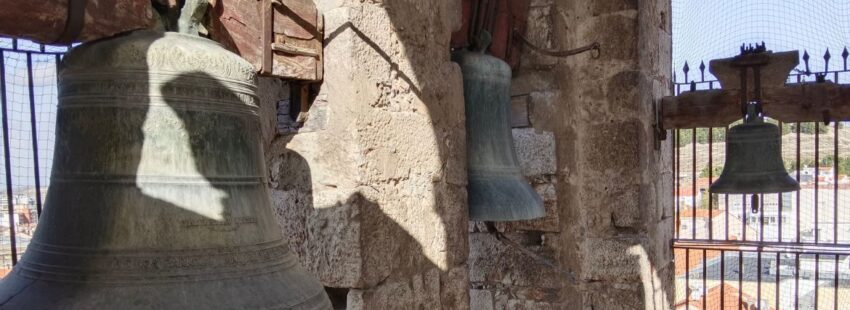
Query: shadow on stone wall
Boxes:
[
  {"xmin": 266, "ymin": 1, "xmax": 469, "ymax": 308},
  {"xmin": 270, "ymin": 147, "xmax": 449, "ymax": 308}
]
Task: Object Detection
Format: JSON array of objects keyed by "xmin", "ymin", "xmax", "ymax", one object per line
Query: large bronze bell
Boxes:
[
  {"xmin": 0, "ymin": 31, "xmax": 331, "ymax": 309},
  {"xmin": 453, "ymin": 49, "xmax": 544, "ymax": 221},
  {"xmin": 710, "ymin": 117, "xmax": 799, "ymax": 194}
]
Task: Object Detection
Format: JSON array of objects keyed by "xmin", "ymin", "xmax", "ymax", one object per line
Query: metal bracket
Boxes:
[
  {"xmin": 54, "ymin": 0, "xmax": 87, "ymax": 43},
  {"xmin": 653, "ymin": 98, "xmax": 667, "ymax": 150}
]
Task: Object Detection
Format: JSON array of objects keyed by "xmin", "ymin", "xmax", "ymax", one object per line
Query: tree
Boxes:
[
  {"xmin": 792, "ymin": 122, "xmax": 829, "ymax": 134},
  {"xmin": 699, "ymin": 165, "xmax": 723, "ymax": 178}
]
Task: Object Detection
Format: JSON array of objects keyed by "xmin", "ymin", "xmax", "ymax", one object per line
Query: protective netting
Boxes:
[
  {"xmin": 0, "ymin": 37, "xmax": 66, "ymax": 273},
  {"xmin": 673, "ymin": 0, "xmax": 850, "ymax": 80},
  {"xmin": 672, "ymin": 2, "xmax": 850, "ymax": 309}
]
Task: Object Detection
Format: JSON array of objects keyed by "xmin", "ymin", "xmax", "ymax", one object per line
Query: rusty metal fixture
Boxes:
[
  {"xmin": 0, "ymin": 0, "xmax": 157, "ymax": 44},
  {"xmin": 0, "ymin": 30, "xmax": 331, "ymax": 309},
  {"xmin": 454, "ymin": 45, "xmax": 544, "ymax": 221},
  {"xmin": 711, "ymin": 44, "xmax": 799, "ymax": 206},
  {"xmin": 513, "ymin": 31, "xmax": 600, "ymax": 59}
]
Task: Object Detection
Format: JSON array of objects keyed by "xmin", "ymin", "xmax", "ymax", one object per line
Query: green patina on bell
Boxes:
[
  {"xmin": 0, "ymin": 30, "xmax": 331, "ymax": 309},
  {"xmin": 710, "ymin": 107, "xmax": 800, "ymax": 195},
  {"xmin": 452, "ymin": 33, "xmax": 545, "ymax": 221}
]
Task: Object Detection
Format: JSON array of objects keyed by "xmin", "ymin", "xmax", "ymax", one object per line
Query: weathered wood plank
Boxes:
[
  {"xmin": 661, "ymin": 82, "xmax": 850, "ymax": 129},
  {"xmin": 0, "ymin": 0, "xmax": 156, "ymax": 44},
  {"xmin": 208, "ymin": 0, "xmax": 322, "ymax": 81},
  {"xmin": 208, "ymin": 0, "xmax": 264, "ymax": 70},
  {"xmin": 710, "ymin": 51, "xmax": 799, "ymax": 89}
]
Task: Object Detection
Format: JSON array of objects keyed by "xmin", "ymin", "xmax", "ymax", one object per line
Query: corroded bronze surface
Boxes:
[
  {"xmin": 454, "ymin": 49, "xmax": 544, "ymax": 221},
  {"xmin": 710, "ymin": 120, "xmax": 799, "ymax": 195},
  {"xmin": 0, "ymin": 30, "xmax": 330, "ymax": 309}
]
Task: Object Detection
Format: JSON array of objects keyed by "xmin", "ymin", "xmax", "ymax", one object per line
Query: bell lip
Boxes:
[
  {"xmin": 467, "ymin": 177, "xmax": 545, "ymax": 222},
  {"xmin": 708, "ymin": 179, "xmax": 801, "ymax": 194}
]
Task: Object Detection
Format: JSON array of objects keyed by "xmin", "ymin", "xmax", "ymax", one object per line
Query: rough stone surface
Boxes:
[
  {"xmin": 468, "ymin": 0, "xmax": 674, "ymax": 309},
  {"xmin": 512, "ymin": 128, "xmax": 556, "ymax": 177},
  {"xmin": 264, "ymin": 1, "xmax": 468, "ymax": 309},
  {"xmin": 470, "ymin": 289, "xmax": 495, "ymax": 310},
  {"xmin": 258, "ymin": 0, "xmax": 674, "ymax": 309}
]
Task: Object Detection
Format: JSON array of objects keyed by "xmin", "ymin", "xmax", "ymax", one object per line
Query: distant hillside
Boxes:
[{"xmin": 675, "ymin": 126, "xmax": 850, "ymax": 180}]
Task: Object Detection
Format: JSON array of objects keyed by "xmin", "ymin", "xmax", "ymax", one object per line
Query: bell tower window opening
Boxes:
[{"xmin": 671, "ymin": 1, "xmax": 850, "ymax": 309}]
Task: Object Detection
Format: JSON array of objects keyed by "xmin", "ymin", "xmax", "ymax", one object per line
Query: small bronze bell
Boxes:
[
  {"xmin": 710, "ymin": 110, "xmax": 799, "ymax": 195},
  {"xmin": 453, "ymin": 34, "xmax": 545, "ymax": 221}
]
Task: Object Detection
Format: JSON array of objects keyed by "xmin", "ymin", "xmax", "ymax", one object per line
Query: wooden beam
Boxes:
[
  {"xmin": 661, "ymin": 82, "xmax": 850, "ymax": 129},
  {"xmin": 0, "ymin": 0, "xmax": 156, "ymax": 44}
]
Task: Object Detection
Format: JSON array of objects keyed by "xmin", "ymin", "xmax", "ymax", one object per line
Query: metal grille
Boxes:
[
  {"xmin": 674, "ymin": 50, "xmax": 850, "ymax": 309},
  {"xmin": 0, "ymin": 38, "xmax": 68, "ymax": 276}
]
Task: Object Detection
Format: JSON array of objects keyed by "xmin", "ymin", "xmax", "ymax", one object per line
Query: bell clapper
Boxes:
[{"xmin": 751, "ymin": 194, "xmax": 759, "ymax": 214}]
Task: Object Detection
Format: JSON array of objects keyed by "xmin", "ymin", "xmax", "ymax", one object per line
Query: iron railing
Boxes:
[
  {"xmin": 0, "ymin": 38, "xmax": 68, "ymax": 274},
  {"xmin": 674, "ymin": 49, "xmax": 850, "ymax": 309}
]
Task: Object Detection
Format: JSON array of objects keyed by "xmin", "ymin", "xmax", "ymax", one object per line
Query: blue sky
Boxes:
[
  {"xmin": 0, "ymin": 38, "xmax": 62, "ymax": 191},
  {"xmin": 672, "ymin": 0, "xmax": 850, "ymax": 82}
]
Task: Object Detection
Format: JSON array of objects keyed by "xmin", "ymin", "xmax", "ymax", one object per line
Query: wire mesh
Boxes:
[
  {"xmin": 0, "ymin": 38, "xmax": 66, "ymax": 277},
  {"xmin": 673, "ymin": 2, "xmax": 850, "ymax": 309},
  {"xmin": 673, "ymin": 80, "xmax": 850, "ymax": 309}
]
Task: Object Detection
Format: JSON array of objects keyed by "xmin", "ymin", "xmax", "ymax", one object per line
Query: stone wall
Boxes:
[
  {"xmin": 260, "ymin": 0, "xmax": 674, "ymax": 309},
  {"xmin": 263, "ymin": 1, "xmax": 469, "ymax": 309},
  {"xmin": 468, "ymin": 0, "xmax": 675, "ymax": 309}
]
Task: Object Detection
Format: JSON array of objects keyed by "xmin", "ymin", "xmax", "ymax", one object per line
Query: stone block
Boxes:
[
  {"xmin": 582, "ymin": 120, "xmax": 642, "ymax": 179},
  {"xmin": 493, "ymin": 290, "xmax": 564, "ymax": 310},
  {"xmin": 581, "ymin": 237, "xmax": 648, "ymax": 282},
  {"xmin": 583, "ymin": 282, "xmax": 644, "ymax": 310},
  {"xmin": 270, "ymin": 4, "xmax": 470, "ymax": 309},
  {"xmin": 512, "ymin": 128, "xmax": 556, "ymax": 176},
  {"xmin": 346, "ymin": 268, "xmax": 444, "ymax": 310},
  {"xmin": 468, "ymin": 232, "xmax": 564, "ymax": 289},
  {"xmin": 612, "ymin": 184, "xmax": 643, "ymax": 229},
  {"xmin": 580, "ymin": 14, "xmax": 638, "ymax": 64},
  {"xmin": 606, "ymin": 70, "xmax": 644, "ymax": 115},
  {"xmin": 470, "ymin": 289, "xmax": 495, "ymax": 310},
  {"xmin": 577, "ymin": 180, "xmax": 643, "ymax": 234}
]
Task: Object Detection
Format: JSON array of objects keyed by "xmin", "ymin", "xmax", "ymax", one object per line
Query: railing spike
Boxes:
[
  {"xmin": 803, "ymin": 51, "xmax": 811, "ymax": 75},
  {"xmin": 824, "ymin": 49, "xmax": 831, "ymax": 73},
  {"xmin": 683, "ymin": 61, "xmax": 690, "ymax": 83},
  {"xmin": 699, "ymin": 61, "xmax": 706, "ymax": 82},
  {"xmin": 842, "ymin": 47, "xmax": 848, "ymax": 71}
]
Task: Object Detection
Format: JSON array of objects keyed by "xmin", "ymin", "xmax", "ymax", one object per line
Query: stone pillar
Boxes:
[
  {"xmin": 264, "ymin": 1, "xmax": 469, "ymax": 309},
  {"xmin": 564, "ymin": 0, "xmax": 675, "ymax": 307},
  {"xmin": 469, "ymin": 0, "xmax": 674, "ymax": 309}
]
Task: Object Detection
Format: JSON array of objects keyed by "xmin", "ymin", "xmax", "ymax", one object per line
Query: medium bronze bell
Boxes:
[
  {"xmin": 710, "ymin": 118, "xmax": 799, "ymax": 194},
  {"xmin": 0, "ymin": 31, "xmax": 331, "ymax": 309},
  {"xmin": 453, "ymin": 49, "xmax": 544, "ymax": 221}
]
